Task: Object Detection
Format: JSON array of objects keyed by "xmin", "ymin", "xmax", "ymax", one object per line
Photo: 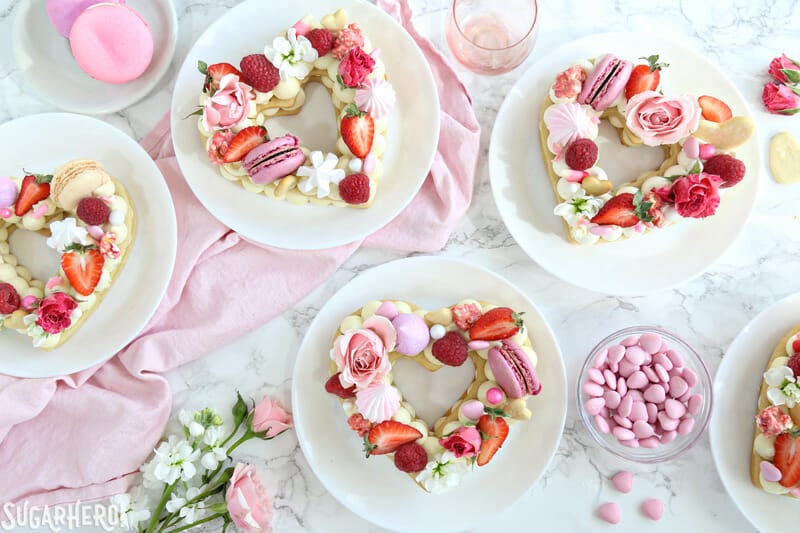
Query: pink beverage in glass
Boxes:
[{"xmin": 446, "ymin": 0, "xmax": 538, "ymax": 75}]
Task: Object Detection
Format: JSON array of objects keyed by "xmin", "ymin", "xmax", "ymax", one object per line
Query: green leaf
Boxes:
[
  {"xmin": 639, "ymin": 54, "xmax": 668, "ymax": 72},
  {"xmin": 197, "ymin": 60, "xmax": 208, "ymax": 75},
  {"xmin": 182, "ymin": 108, "xmax": 204, "ymax": 120},
  {"xmin": 632, "ymin": 190, "xmax": 654, "ymax": 222},
  {"xmin": 483, "ymin": 406, "xmax": 508, "ymax": 420},
  {"xmin": 21, "ymin": 170, "xmax": 53, "ymax": 184},
  {"xmin": 63, "ymin": 243, "xmax": 98, "ymax": 253},
  {"xmin": 689, "ymin": 160, "xmax": 702, "ymax": 174},
  {"xmin": 777, "ymin": 107, "xmax": 800, "ymax": 115},
  {"xmin": 344, "ymin": 102, "xmax": 362, "ymax": 118},
  {"xmin": 232, "ymin": 392, "xmax": 248, "ymax": 428},
  {"xmin": 781, "ymin": 68, "xmax": 800, "ymax": 85},
  {"xmin": 205, "ymin": 502, "xmax": 229, "ymax": 514},
  {"xmin": 336, "ymin": 73, "xmax": 346, "ymax": 89}
]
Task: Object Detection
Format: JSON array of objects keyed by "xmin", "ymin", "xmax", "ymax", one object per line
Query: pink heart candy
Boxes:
[
  {"xmin": 665, "ymin": 349, "xmax": 684, "ymax": 368},
  {"xmin": 608, "ymin": 344, "xmax": 626, "ymax": 364},
  {"xmin": 460, "ymin": 400, "xmax": 485, "ymax": 421},
  {"xmin": 587, "ymin": 367, "xmax": 605, "ymax": 385},
  {"xmin": 620, "ymin": 335, "xmax": 640, "ymax": 347},
  {"xmin": 642, "ymin": 498, "xmax": 664, "ymax": 520},
  {"xmin": 603, "ymin": 390, "xmax": 621, "ymax": 410},
  {"xmin": 639, "ymin": 332, "xmax": 663, "ymax": 354},
  {"xmin": 687, "ymin": 394, "xmax": 703, "ymax": 415},
  {"xmin": 683, "ymin": 136, "xmax": 700, "ymax": 159},
  {"xmin": 760, "ymin": 460, "xmax": 783, "ymax": 483},
  {"xmin": 604, "ymin": 369, "xmax": 617, "ymax": 389},
  {"xmin": 593, "ymin": 348, "xmax": 609, "ymax": 368},
  {"xmin": 375, "ymin": 301, "xmax": 399, "ymax": 320},
  {"xmin": 611, "ymin": 470, "xmax": 633, "ymax": 493},
  {"xmin": 585, "ymin": 397, "xmax": 606, "ymax": 416},
  {"xmin": 624, "ymin": 345, "xmax": 646, "ymax": 366},
  {"xmin": 594, "ymin": 414, "xmax": 611, "ymax": 433},
  {"xmin": 597, "ymin": 502, "xmax": 621, "ymax": 524}
]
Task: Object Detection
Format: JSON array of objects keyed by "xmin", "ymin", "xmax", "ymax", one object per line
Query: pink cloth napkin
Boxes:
[{"xmin": 0, "ymin": 0, "xmax": 479, "ymax": 506}]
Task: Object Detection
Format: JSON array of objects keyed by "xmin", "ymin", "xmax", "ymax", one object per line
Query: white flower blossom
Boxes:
[
  {"xmin": 765, "ymin": 366, "xmax": 800, "ymax": 408},
  {"xmin": 264, "ymin": 29, "xmax": 318, "ymax": 81},
  {"xmin": 152, "ymin": 435, "xmax": 201, "ymax": 485},
  {"xmin": 111, "ymin": 487, "xmax": 151, "ymax": 530},
  {"xmin": 553, "ymin": 194, "xmax": 602, "ymax": 225},
  {"xmin": 415, "ymin": 451, "xmax": 469, "ymax": 494},
  {"xmin": 297, "ymin": 151, "xmax": 346, "ymax": 198},
  {"xmin": 165, "ymin": 486, "xmax": 207, "ymax": 525},
  {"xmin": 200, "ymin": 426, "xmax": 227, "ymax": 470},
  {"xmin": 179, "ymin": 409, "xmax": 205, "ymax": 438},
  {"xmin": 46, "ymin": 217, "xmax": 88, "ymax": 252},
  {"xmin": 139, "ymin": 458, "xmax": 162, "ymax": 490}
]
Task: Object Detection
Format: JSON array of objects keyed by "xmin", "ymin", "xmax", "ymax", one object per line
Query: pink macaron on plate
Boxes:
[{"xmin": 12, "ymin": 0, "xmax": 177, "ymax": 113}]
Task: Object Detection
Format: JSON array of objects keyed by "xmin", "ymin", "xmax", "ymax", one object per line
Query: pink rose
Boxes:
[
  {"xmin": 35, "ymin": 292, "xmax": 77, "ymax": 334},
  {"xmin": 251, "ymin": 396, "xmax": 292, "ymax": 438},
  {"xmin": 439, "ymin": 426, "xmax": 482, "ymax": 458},
  {"xmin": 625, "ymin": 91, "xmax": 701, "ymax": 147},
  {"xmin": 338, "ymin": 47, "xmax": 376, "ymax": 88},
  {"xmin": 225, "ymin": 463, "xmax": 273, "ymax": 533},
  {"xmin": 655, "ymin": 173, "xmax": 722, "ymax": 219},
  {"xmin": 333, "ymin": 315, "xmax": 396, "ymax": 390},
  {"xmin": 768, "ymin": 53, "xmax": 800, "ymax": 85},
  {"xmin": 762, "ymin": 82, "xmax": 800, "ymax": 115},
  {"xmin": 202, "ymin": 73, "xmax": 254, "ymax": 131}
]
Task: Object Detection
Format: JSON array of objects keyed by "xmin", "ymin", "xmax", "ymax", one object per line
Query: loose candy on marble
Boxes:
[
  {"xmin": 611, "ymin": 470, "xmax": 633, "ymax": 493},
  {"xmin": 642, "ymin": 498, "xmax": 664, "ymax": 521},
  {"xmin": 597, "ymin": 502, "xmax": 621, "ymax": 525}
]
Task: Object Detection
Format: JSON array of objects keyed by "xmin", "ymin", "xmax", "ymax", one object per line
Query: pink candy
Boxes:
[{"xmin": 583, "ymin": 331, "xmax": 703, "ymax": 450}]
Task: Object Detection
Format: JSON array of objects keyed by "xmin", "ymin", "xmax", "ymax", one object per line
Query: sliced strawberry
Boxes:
[
  {"xmin": 363, "ymin": 420, "xmax": 422, "ymax": 457},
  {"xmin": 590, "ymin": 191, "xmax": 655, "ymax": 228},
  {"xmin": 625, "ymin": 54, "xmax": 668, "ymax": 99},
  {"xmin": 340, "ymin": 103, "xmax": 374, "ymax": 159},
  {"xmin": 469, "ymin": 307, "xmax": 523, "ymax": 341},
  {"xmin": 476, "ymin": 414, "xmax": 509, "ymax": 466},
  {"xmin": 324, "ymin": 373, "xmax": 356, "ymax": 399},
  {"xmin": 60, "ymin": 245, "xmax": 105, "ymax": 296},
  {"xmin": 15, "ymin": 174, "xmax": 52, "ymax": 217},
  {"xmin": 198, "ymin": 61, "xmax": 243, "ymax": 93},
  {"xmin": 774, "ymin": 432, "xmax": 800, "ymax": 488},
  {"xmin": 698, "ymin": 95, "xmax": 732, "ymax": 123},
  {"xmin": 223, "ymin": 126, "xmax": 268, "ymax": 163}
]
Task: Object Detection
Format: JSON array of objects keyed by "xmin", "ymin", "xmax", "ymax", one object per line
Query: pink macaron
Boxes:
[
  {"xmin": 69, "ymin": 2, "xmax": 154, "ymax": 84},
  {"xmin": 578, "ymin": 54, "xmax": 633, "ymax": 111},
  {"xmin": 488, "ymin": 340, "xmax": 542, "ymax": 399},
  {"xmin": 242, "ymin": 134, "xmax": 306, "ymax": 185},
  {"xmin": 46, "ymin": 0, "xmax": 125, "ymax": 38}
]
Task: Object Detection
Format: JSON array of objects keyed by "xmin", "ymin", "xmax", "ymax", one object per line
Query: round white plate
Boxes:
[
  {"xmin": 170, "ymin": 0, "xmax": 439, "ymax": 250},
  {"xmin": 0, "ymin": 113, "xmax": 177, "ymax": 378},
  {"xmin": 12, "ymin": 0, "xmax": 178, "ymax": 114},
  {"xmin": 292, "ymin": 256, "xmax": 567, "ymax": 532},
  {"xmin": 489, "ymin": 32, "xmax": 760, "ymax": 295},
  {"xmin": 710, "ymin": 292, "xmax": 800, "ymax": 531}
]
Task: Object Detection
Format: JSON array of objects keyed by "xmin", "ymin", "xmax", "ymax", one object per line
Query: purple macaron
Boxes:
[
  {"xmin": 47, "ymin": 0, "xmax": 124, "ymax": 38},
  {"xmin": 242, "ymin": 134, "xmax": 306, "ymax": 185},
  {"xmin": 578, "ymin": 54, "xmax": 633, "ymax": 111},
  {"xmin": 488, "ymin": 339, "xmax": 541, "ymax": 399}
]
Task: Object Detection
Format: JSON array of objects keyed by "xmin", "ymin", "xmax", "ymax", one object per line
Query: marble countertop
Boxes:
[{"xmin": 3, "ymin": 0, "xmax": 800, "ymax": 531}]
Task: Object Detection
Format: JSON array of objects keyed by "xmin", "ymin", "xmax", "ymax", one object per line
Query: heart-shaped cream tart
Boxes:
[
  {"xmin": 195, "ymin": 9, "xmax": 395, "ymax": 209},
  {"xmin": 324, "ymin": 299, "xmax": 543, "ymax": 494},
  {"xmin": 0, "ymin": 160, "xmax": 136, "ymax": 350}
]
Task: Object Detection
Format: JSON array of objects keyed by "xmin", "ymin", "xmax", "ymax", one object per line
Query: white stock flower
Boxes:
[
  {"xmin": 415, "ymin": 451, "xmax": 469, "ymax": 494},
  {"xmin": 179, "ymin": 409, "xmax": 205, "ymax": 438},
  {"xmin": 264, "ymin": 28, "xmax": 318, "ymax": 80},
  {"xmin": 553, "ymin": 194, "xmax": 602, "ymax": 225},
  {"xmin": 765, "ymin": 366, "xmax": 800, "ymax": 408},
  {"xmin": 111, "ymin": 487, "xmax": 151, "ymax": 530},
  {"xmin": 152, "ymin": 435, "xmax": 201, "ymax": 485},
  {"xmin": 139, "ymin": 458, "xmax": 162, "ymax": 490},
  {"xmin": 200, "ymin": 426, "xmax": 227, "ymax": 470}
]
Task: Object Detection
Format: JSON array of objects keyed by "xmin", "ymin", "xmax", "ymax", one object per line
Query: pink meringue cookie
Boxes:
[
  {"xmin": 355, "ymin": 381, "xmax": 400, "ymax": 423},
  {"xmin": 0, "ymin": 177, "xmax": 17, "ymax": 208},
  {"xmin": 391, "ymin": 313, "xmax": 430, "ymax": 355},
  {"xmin": 543, "ymin": 103, "xmax": 599, "ymax": 153},
  {"xmin": 355, "ymin": 78, "xmax": 396, "ymax": 119}
]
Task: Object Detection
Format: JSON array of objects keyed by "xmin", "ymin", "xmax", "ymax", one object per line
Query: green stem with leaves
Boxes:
[
  {"xmin": 162, "ymin": 512, "xmax": 225, "ymax": 533},
  {"xmin": 144, "ymin": 483, "xmax": 175, "ymax": 533}
]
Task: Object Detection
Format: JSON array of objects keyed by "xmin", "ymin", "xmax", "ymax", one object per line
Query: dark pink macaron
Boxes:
[
  {"xmin": 242, "ymin": 134, "xmax": 306, "ymax": 185},
  {"xmin": 488, "ymin": 339, "xmax": 542, "ymax": 399},
  {"xmin": 578, "ymin": 54, "xmax": 633, "ymax": 111}
]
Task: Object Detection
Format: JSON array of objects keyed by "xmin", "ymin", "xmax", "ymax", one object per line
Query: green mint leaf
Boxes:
[{"xmin": 197, "ymin": 60, "xmax": 208, "ymax": 75}]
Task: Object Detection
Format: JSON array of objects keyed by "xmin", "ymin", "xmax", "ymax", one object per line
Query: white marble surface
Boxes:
[{"xmin": 3, "ymin": 0, "xmax": 800, "ymax": 531}]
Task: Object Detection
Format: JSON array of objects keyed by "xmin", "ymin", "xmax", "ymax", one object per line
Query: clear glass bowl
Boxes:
[{"xmin": 576, "ymin": 326, "xmax": 713, "ymax": 463}]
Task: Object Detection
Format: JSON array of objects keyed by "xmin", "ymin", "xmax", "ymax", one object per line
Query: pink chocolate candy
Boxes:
[
  {"xmin": 644, "ymin": 384, "xmax": 666, "ymax": 403},
  {"xmin": 633, "ymin": 420, "xmax": 654, "ymax": 438},
  {"xmin": 597, "ymin": 502, "xmax": 621, "ymax": 525},
  {"xmin": 629, "ymin": 401, "xmax": 648, "ymax": 422},
  {"xmin": 583, "ymin": 382, "xmax": 604, "ymax": 397},
  {"xmin": 624, "ymin": 345, "xmax": 647, "ymax": 365},
  {"xmin": 653, "ymin": 353, "xmax": 673, "ymax": 371},
  {"xmin": 586, "ymin": 398, "xmax": 606, "ymax": 415},
  {"xmin": 611, "ymin": 471, "xmax": 633, "ymax": 493},
  {"xmin": 620, "ymin": 335, "xmax": 640, "ymax": 347},
  {"xmin": 626, "ymin": 370, "xmax": 648, "ymax": 389},
  {"xmin": 595, "ymin": 414, "xmax": 611, "ymax": 433},
  {"xmin": 604, "ymin": 369, "xmax": 617, "ymax": 389},
  {"xmin": 613, "ymin": 414, "xmax": 633, "ymax": 429},
  {"xmin": 593, "ymin": 348, "xmax": 609, "ymax": 368},
  {"xmin": 687, "ymin": 394, "xmax": 703, "ymax": 415},
  {"xmin": 608, "ymin": 344, "xmax": 625, "ymax": 364},
  {"xmin": 587, "ymin": 367, "xmax": 605, "ymax": 385},
  {"xmin": 639, "ymin": 332, "xmax": 662, "ymax": 354},
  {"xmin": 604, "ymin": 390, "xmax": 621, "ymax": 409},
  {"xmin": 617, "ymin": 377, "xmax": 628, "ymax": 397},
  {"xmin": 642, "ymin": 498, "xmax": 664, "ymax": 521},
  {"xmin": 669, "ymin": 376, "xmax": 689, "ymax": 398}
]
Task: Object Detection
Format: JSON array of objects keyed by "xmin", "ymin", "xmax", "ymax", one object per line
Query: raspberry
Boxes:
[
  {"xmin": 240, "ymin": 54, "xmax": 280, "ymax": 93},
  {"xmin": 565, "ymin": 138, "xmax": 598, "ymax": 171},
  {"xmin": 0, "ymin": 283, "xmax": 21, "ymax": 314},
  {"xmin": 431, "ymin": 331, "xmax": 468, "ymax": 366},
  {"xmin": 338, "ymin": 173, "xmax": 371, "ymax": 204},
  {"xmin": 394, "ymin": 442, "xmax": 428, "ymax": 473},
  {"xmin": 331, "ymin": 23, "xmax": 364, "ymax": 59},
  {"xmin": 76, "ymin": 197, "xmax": 110, "ymax": 225},
  {"xmin": 347, "ymin": 414, "xmax": 372, "ymax": 437},
  {"xmin": 788, "ymin": 354, "xmax": 800, "ymax": 378},
  {"xmin": 702, "ymin": 154, "xmax": 746, "ymax": 188},
  {"xmin": 307, "ymin": 28, "xmax": 333, "ymax": 56},
  {"xmin": 325, "ymin": 372, "xmax": 356, "ymax": 399},
  {"xmin": 451, "ymin": 303, "xmax": 482, "ymax": 331}
]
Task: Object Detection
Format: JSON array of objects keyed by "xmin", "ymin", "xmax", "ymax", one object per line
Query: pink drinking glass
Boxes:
[{"xmin": 446, "ymin": 0, "xmax": 538, "ymax": 75}]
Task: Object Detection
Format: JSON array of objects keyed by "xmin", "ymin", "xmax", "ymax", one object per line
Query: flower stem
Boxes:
[
  {"xmin": 162, "ymin": 513, "xmax": 225, "ymax": 533},
  {"xmin": 144, "ymin": 483, "xmax": 175, "ymax": 533},
  {"xmin": 225, "ymin": 431, "xmax": 253, "ymax": 455}
]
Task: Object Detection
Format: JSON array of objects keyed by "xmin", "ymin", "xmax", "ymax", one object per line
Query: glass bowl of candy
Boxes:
[{"xmin": 577, "ymin": 326, "xmax": 713, "ymax": 463}]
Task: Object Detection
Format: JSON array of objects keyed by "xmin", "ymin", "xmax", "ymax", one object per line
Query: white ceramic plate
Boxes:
[
  {"xmin": 12, "ymin": 0, "xmax": 177, "ymax": 114},
  {"xmin": 0, "ymin": 113, "xmax": 177, "ymax": 378},
  {"xmin": 170, "ymin": 0, "xmax": 439, "ymax": 250},
  {"xmin": 489, "ymin": 32, "xmax": 760, "ymax": 295},
  {"xmin": 710, "ymin": 292, "xmax": 800, "ymax": 531},
  {"xmin": 292, "ymin": 256, "xmax": 566, "ymax": 532}
]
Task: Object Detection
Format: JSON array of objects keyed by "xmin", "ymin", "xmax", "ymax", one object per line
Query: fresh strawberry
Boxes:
[
  {"xmin": 60, "ymin": 245, "xmax": 105, "ymax": 296},
  {"xmin": 239, "ymin": 54, "xmax": 280, "ymax": 93},
  {"xmin": 338, "ymin": 173, "xmax": 371, "ymax": 204},
  {"xmin": 324, "ymin": 373, "xmax": 356, "ymax": 399},
  {"xmin": 198, "ymin": 61, "xmax": 242, "ymax": 93},
  {"xmin": 590, "ymin": 191, "xmax": 655, "ymax": 228},
  {"xmin": 223, "ymin": 126, "xmax": 268, "ymax": 163},
  {"xmin": 625, "ymin": 55, "xmax": 668, "ymax": 100},
  {"xmin": 476, "ymin": 414, "xmax": 509, "ymax": 466},
  {"xmin": 774, "ymin": 432, "xmax": 800, "ymax": 487},
  {"xmin": 363, "ymin": 420, "xmax": 422, "ymax": 457},
  {"xmin": 14, "ymin": 174, "xmax": 52, "ymax": 217},
  {"xmin": 698, "ymin": 95, "xmax": 733, "ymax": 123},
  {"xmin": 306, "ymin": 28, "xmax": 334, "ymax": 56},
  {"xmin": 469, "ymin": 307, "xmax": 523, "ymax": 341},
  {"xmin": 340, "ymin": 103, "xmax": 374, "ymax": 159},
  {"xmin": 788, "ymin": 353, "xmax": 800, "ymax": 378}
]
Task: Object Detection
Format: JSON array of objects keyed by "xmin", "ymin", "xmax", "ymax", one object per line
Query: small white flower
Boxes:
[
  {"xmin": 765, "ymin": 366, "xmax": 800, "ymax": 408},
  {"xmin": 152, "ymin": 435, "xmax": 201, "ymax": 485},
  {"xmin": 139, "ymin": 458, "xmax": 163, "ymax": 490},
  {"xmin": 179, "ymin": 409, "xmax": 205, "ymax": 438},
  {"xmin": 297, "ymin": 151, "xmax": 346, "ymax": 198},
  {"xmin": 111, "ymin": 487, "xmax": 151, "ymax": 530},
  {"xmin": 264, "ymin": 28, "xmax": 318, "ymax": 81},
  {"xmin": 200, "ymin": 426, "xmax": 227, "ymax": 470},
  {"xmin": 553, "ymin": 194, "xmax": 602, "ymax": 225},
  {"xmin": 46, "ymin": 217, "xmax": 88, "ymax": 252},
  {"xmin": 165, "ymin": 486, "xmax": 201, "ymax": 514},
  {"xmin": 415, "ymin": 451, "xmax": 469, "ymax": 494}
]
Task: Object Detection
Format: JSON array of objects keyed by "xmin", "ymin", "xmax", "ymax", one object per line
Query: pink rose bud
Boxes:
[
  {"xmin": 202, "ymin": 74, "xmax": 255, "ymax": 131},
  {"xmin": 225, "ymin": 463, "xmax": 274, "ymax": 533},
  {"xmin": 337, "ymin": 46, "xmax": 376, "ymax": 88},
  {"xmin": 762, "ymin": 81, "xmax": 800, "ymax": 115},
  {"xmin": 438, "ymin": 425, "xmax": 482, "ymax": 458},
  {"xmin": 768, "ymin": 53, "xmax": 800, "ymax": 85},
  {"xmin": 251, "ymin": 396, "xmax": 292, "ymax": 439}
]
